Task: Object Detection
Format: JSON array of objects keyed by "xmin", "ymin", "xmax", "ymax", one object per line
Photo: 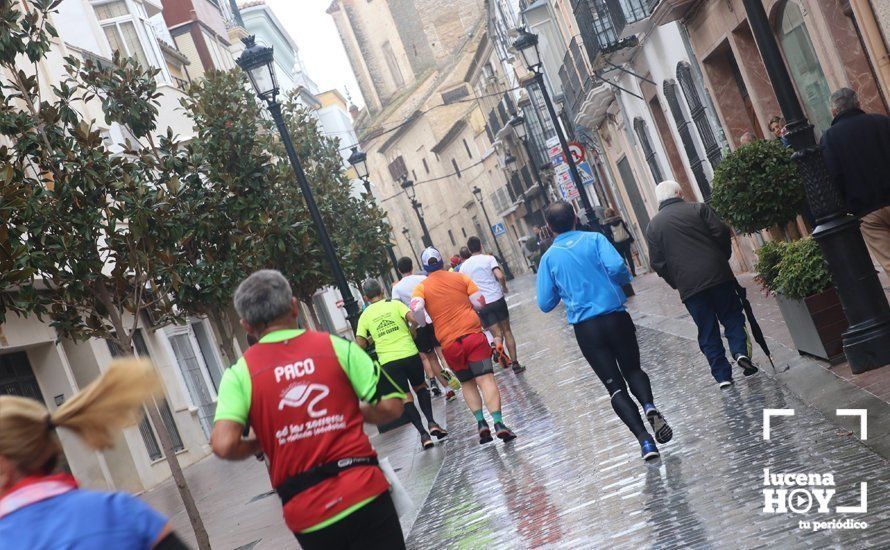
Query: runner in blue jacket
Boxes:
[{"xmin": 536, "ymin": 201, "xmax": 673, "ymax": 461}]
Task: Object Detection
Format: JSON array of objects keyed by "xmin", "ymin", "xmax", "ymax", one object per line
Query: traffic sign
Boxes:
[
  {"xmin": 568, "ymin": 141, "xmax": 585, "ymax": 163},
  {"xmin": 491, "ymin": 222, "xmax": 507, "ymax": 236}
]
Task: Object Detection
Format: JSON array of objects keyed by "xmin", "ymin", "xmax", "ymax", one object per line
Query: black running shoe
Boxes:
[
  {"xmin": 420, "ymin": 433, "xmax": 434, "ymax": 450},
  {"xmin": 478, "ymin": 421, "xmax": 493, "ymax": 444},
  {"xmin": 428, "ymin": 423, "xmax": 448, "ymax": 439},
  {"xmin": 430, "ymin": 381, "xmax": 442, "ymax": 397},
  {"xmin": 735, "ymin": 355, "xmax": 759, "ymax": 377},
  {"xmin": 494, "ymin": 422, "xmax": 516, "ymax": 442},
  {"xmin": 644, "ymin": 407, "xmax": 673, "ymax": 444},
  {"xmin": 511, "ymin": 362, "xmax": 526, "ymax": 374}
]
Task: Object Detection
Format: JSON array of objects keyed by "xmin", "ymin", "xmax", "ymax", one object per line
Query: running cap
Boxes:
[{"xmin": 421, "ymin": 247, "xmax": 445, "ymax": 272}]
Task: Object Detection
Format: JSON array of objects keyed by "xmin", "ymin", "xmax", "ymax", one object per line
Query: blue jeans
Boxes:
[{"xmin": 684, "ymin": 281, "xmax": 749, "ymax": 383}]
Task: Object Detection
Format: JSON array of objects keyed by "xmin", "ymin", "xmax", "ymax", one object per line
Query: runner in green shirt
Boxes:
[{"xmin": 356, "ymin": 279, "xmax": 448, "ymax": 450}]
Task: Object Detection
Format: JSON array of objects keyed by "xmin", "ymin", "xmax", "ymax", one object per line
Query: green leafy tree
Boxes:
[
  {"xmin": 167, "ymin": 69, "xmax": 281, "ymax": 363},
  {"xmin": 274, "ymin": 95, "xmax": 392, "ymax": 293},
  {"xmin": 0, "ymin": 3, "xmax": 208, "ymax": 547},
  {"xmin": 710, "ymin": 139, "xmax": 805, "ymax": 235}
]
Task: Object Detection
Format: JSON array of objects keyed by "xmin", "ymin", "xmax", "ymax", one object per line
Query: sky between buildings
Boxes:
[{"xmin": 265, "ymin": 0, "xmax": 365, "ymax": 108}]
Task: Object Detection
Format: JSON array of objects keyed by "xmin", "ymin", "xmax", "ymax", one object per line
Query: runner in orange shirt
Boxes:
[{"xmin": 410, "ymin": 247, "xmax": 516, "ymax": 445}]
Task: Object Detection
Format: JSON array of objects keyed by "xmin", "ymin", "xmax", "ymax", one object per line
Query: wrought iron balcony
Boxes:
[
  {"xmin": 604, "ymin": 0, "xmax": 659, "ymax": 40},
  {"xmin": 573, "ymin": 0, "xmax": 644, "ymax": 67},
  {"xmin": 559, "ymin": 36, "xmax": 594, "ymax": 124}
]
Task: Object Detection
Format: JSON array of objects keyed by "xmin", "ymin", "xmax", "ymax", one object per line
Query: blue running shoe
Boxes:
[{"xmin": 640, "ymin": 438, "xmax": 660, "ymax": 461}]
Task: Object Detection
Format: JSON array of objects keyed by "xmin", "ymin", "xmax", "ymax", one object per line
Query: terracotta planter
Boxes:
[{"xmin": 775, "ymin": 288, "xmax": 848, "ymax": 363}]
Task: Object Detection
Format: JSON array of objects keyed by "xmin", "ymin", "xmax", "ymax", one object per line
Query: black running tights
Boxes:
[{"xmin": 573, "ymin": 311, "xmax": 653, "ymax": 440}]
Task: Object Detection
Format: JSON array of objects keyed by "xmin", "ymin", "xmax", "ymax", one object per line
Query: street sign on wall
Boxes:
[{"xmin": 491, "ymin": 222, "xmax": 507, "ymax": 236}]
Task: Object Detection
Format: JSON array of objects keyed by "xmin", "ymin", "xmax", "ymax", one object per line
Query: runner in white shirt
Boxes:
[
  {"xmin": 460, "ymin": 236, "xmax": 524, "ymax": 373},
  {"xmin": 392, "ymin": 256, "xmax": 458, "ymax": 400}
]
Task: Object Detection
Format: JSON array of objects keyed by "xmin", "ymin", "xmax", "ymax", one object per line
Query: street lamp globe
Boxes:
[
  {"xmin": 236, "ymin": 36, "xmax": 278, "ymax": 103},
  {"xmin": 401, "ymin": 175, "xmax": 416, "ymax": 200},
  {"xmin": 509, "ymin": 114, "xmax": 527, "ymax": 140},
  {"xmin": 347, "ymin": 146, "xmax": 369, "ymax": 181},
  {"xmin": 513, "ymin": 28, "xmax": 541, "ymax": 72},
  {"xmin": 414, "ymin": 200, "xmax": 424, "ymax": 219},
  {"xmin": 472, "ymin": 186, "xmax": 483, "ymax": 203},
  {"xmin": 401, "ymin": 227, "xmax": 409, "ymax": 237}
]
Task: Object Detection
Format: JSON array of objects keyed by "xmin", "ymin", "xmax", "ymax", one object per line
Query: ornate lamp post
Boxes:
[
  {"xmin": 513, "ymin": 28, "xmax": 600, "ymax": 232},
  {"xmin": 348, "ymin": 146, "xmax": 399, "ymax": 278},
  {"xmin": 400, "ymin": 175, "xmax": 433, "ymax": 247},
  {"xmin": 472, "ymin": 186, "xmax": 513, "ymax": 279},
  {"xmin": 740, "ymin": 1, "xmax": 890, "ymax": 372},
  {"xmin": 401, "ymin": 227, "xmax": 420, "ymax": 267},
  {"xmin": 510, "ymin": 113, "xmax": 550, "ymax": 205},
  {"xmin": 237, "ymin": 36, "xmax": 360, "ymax": 330}
]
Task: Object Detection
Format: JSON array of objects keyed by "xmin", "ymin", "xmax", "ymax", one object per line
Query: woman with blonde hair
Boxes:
[{"xmin": 0, "ymin": 359, "xmax": 189, "ymax": 549}]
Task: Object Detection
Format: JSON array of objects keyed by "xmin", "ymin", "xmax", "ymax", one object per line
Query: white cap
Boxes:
[{"xmin": 421, "ymin": 247, "xmax": 443, "ymax": 268}]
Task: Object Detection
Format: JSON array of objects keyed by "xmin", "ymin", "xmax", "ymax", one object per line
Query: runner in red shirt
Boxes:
[
  {"xmin": 211, "ymin": 270, "xmax": 406, "ymax": 550},
  {"xmin": 410, "ymin": 248, "xmax": 517, "ymax": 445}
]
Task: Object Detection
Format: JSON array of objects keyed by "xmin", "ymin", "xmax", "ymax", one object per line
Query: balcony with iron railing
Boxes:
[{"xmin": 573, "ymin": 0, "xmax": 656, "ymax": 67}]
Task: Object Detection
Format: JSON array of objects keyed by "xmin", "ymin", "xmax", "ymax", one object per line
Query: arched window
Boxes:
[
  {"xmin": 663, "ymin": 80, "xmax": 711, "ymax": 201},
  {"xmin": 633, "ymin": 117, "xmax": 663, "ymax": 184},
  {"xmin": 776, "ymin": 1, "xmax": 832, "ymax": 134},
  {"xmin": 677, "ymin": 62, "xmax": 722, "ymax": 169}
]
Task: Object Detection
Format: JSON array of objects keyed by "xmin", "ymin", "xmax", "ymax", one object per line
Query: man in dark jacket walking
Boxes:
[
  {"xmin": 820, "ymin": 87, "xmax": 890, "ymax": 273},
  {"xmin": 646, "ymin": 181, "xmax": 758, "ymax": 388}
]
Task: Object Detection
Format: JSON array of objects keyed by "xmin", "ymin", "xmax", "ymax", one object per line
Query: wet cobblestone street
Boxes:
[{"xmin": 406, "ymin": 275, "xmax": 890, "ymax": 549}]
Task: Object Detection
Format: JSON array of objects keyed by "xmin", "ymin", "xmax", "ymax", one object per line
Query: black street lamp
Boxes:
[
  {"xmin": 400, "ymin": 175, "xmax": 433, "ymax": 247},
  {"xmin": 472, "ymin": 186, "xmax": 513, "ymax": 280},
  {"xmin": 513, "ymin": 28, "xmax": 600, "ymax": 232},
  {"xmin": 402, "ymin": 226, "xmax": 420, "ymax": 267},
  {"xmin": 237, "ymin": 36, "xmax": 360, "ymax": 330},
  {"xmin": 741, "ymin": 0, "xmax": 890, "ymax": 372},
  {"xmin": 348, "ymin": 146, "xmax": 399, "ymax": 277},
  {"xmin": 510, "ymin": 113, "xmax": 550, "ymax": 205},
  {"xmin": 347, "ymin": 146, "xmax": 371, "ymax": 194}
]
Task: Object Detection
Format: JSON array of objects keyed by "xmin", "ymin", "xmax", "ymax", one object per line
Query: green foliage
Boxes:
[
  {"xmin": 754, "ymin": 240, "xmax": 787, "ymax": 293},
  {"xmin": 710, "ymin": 139, "xmax": 805, "ymax": 234},
  {"xmin": 756, "ymin": 238, "xmax": 833, "ymax": 300},
  {"xmin": 0, "ymin": 0, "xmax": 179, "ymax": 348}
]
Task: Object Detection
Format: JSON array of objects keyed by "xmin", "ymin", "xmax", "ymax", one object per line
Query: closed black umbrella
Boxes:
[{"xmin": 734, "ymin": 282, "xmax": 775, "ymax": 369}]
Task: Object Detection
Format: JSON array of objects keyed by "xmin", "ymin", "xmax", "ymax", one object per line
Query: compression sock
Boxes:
[
  {"xmin": 403, "ymin": 402, "xmax": 427, "ymax": 435},
  {"xmin": 491, "ymin": 410, "xmax": 503, "ymax": 424},
  {"xmin": 416, "ymin": 387, "xmax": 435, "ymax": 424},
  {"xmin": 610, "ymin": 389, "xmax": 650, "ymax": 440},
  {"xmin": 473, "ymin": 409, "xmax": 485, "ymax": 422}
]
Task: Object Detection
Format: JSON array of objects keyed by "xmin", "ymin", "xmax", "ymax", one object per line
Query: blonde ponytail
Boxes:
[{"xmin": 0, "ymin": 359, "xmax": 161, "ymax": 475}]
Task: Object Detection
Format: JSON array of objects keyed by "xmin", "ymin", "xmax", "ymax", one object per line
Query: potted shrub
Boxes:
[
  {"xmin": 710, "ymin": 139, "xmax": 805, "ymax": 237},
  {"xmin": 755, "ymin": 238, "xmax": 847, "ymax": 362}
]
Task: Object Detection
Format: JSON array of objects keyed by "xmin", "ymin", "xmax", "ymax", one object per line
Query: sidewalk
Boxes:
[
  {"xmin": 140, "ymin": 396, "xmax": 451, "ymax": 548},
  {"xmin": 625, "ymin": 271, "xmax": 890, "ymax": 459},
  {"xmin": 407, "ymin": 274, "xmax": 890, "ymax": 547}
]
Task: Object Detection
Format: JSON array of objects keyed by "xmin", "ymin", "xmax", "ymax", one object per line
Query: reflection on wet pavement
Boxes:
[{"xmin": 407, "ymin": 276, "xmax": 890, "ymax": 549}]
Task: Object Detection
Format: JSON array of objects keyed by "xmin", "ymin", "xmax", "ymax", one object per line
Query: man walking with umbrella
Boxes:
[{"xmin": 646, "ymin": 181, "xmax": 760, "ymax": 388}]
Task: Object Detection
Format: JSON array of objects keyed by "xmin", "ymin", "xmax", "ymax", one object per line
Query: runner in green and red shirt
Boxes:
[{"xmin": 211, "ymin": 270, "xmax": 406, "ymax": 550}]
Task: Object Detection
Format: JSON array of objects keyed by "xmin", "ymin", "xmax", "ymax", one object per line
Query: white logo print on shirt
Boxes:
[{"xmin": 278, "ymin": 383, "xmax": 330, "ymax": 417}]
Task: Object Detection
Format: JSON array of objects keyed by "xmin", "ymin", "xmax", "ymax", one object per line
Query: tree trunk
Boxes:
[
  {"xmin": 144, "ymin": 398, "xmax": 211, "ymax": 550},
  {"xmin": 207, "ymin": 310, "xmax": 238, "ymax": 366}
]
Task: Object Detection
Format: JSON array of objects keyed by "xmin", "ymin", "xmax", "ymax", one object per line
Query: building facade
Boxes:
[{"xmin": 328, "ymin": 0, "xmax": 530, "ymax": 272}]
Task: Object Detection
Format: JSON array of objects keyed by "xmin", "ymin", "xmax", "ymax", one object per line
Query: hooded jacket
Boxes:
[{"xmin": 645, "ymin": 198, "xmax": 734, "ymax": 301}]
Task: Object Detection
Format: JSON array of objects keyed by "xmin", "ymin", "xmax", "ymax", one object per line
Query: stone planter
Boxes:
[{"xmin": 775, "ymin": 288, "xmax": 848, "ymax": 363}]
